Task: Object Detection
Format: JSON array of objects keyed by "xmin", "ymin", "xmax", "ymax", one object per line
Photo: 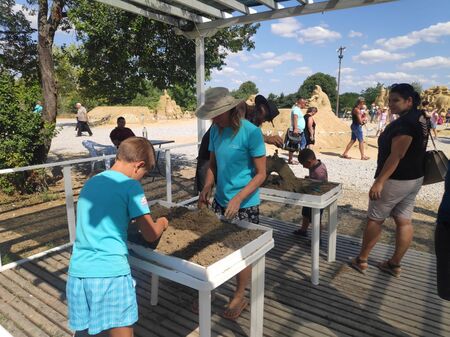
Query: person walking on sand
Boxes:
[
  {"xmin": 341, "ymin": 97, "xmax": 370, "ymax": 160},
  {"xmin": 375, "ymin": 107, "xmax": 388, "ymax": 137},
  {"xmin": 76, "ymin": 102, "xmax": 93, "ymax": 137},
  {"xmin": 350, "ymin": 83, "xmax": 427, "ymax": 278},
  {"xmin": 304, "ymin": 107, "xmax": 318, "ymax": 149},
  {"xmin": 288, "ymin": 97, "xmax": 307, "ymax": 164}
]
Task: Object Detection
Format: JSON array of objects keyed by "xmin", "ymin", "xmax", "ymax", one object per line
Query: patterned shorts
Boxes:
[
  {"xmin": 212, "ymin": 199, "xmax": 260, "ymax": 224},
  {"xmin": 66, "ymin": 274, "xmax": 138, "ymax": 335}
]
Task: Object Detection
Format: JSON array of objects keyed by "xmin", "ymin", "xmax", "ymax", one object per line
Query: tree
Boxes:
[
  {"xmin": 68, "ymin": 0, "xmax": 259, "ymax": 104},
  {"xmin": 360, "ymin": 82, "xmax": 383, "ymax": 106},
  {"xmin": 231, "ymin": 81, "xmax": 259, "ymax": 100},
  {"xmin": 411, "ymin": 81, "xmax": 423, "ymax": 95},
  {"xmin": 0, "ymin": 0, "xmax": 38, "ymax": 82},
  {"xmin": 298, "ymin": 72, "xmax": 337, "ymax": 110},
  {"xmin": 339, "ymin": 92, "xmax": 360, "ymax": 113}
]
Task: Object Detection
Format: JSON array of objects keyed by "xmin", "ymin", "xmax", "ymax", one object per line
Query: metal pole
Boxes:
[
  {"xmin": 336, "ymin": 46, "xmax": 345, "ymax": 117},
  {"xmin": 196, "ymin": 36, "xmax": 207, "ymax": 145}
]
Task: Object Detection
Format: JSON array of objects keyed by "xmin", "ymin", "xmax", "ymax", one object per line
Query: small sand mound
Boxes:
[{"xmin": 88, "ymin": 106, "xmax": 155, "ymax": 125}]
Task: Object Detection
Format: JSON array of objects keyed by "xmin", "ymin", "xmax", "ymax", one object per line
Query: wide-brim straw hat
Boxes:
[{"xmin": 195, "ymin": 87, "xmax": 243, "ymax": 120}]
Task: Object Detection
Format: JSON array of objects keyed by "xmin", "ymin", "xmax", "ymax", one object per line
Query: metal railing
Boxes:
[{"xmin": 0, "ymin": 142, "xmax": 198, "ymax": 271}]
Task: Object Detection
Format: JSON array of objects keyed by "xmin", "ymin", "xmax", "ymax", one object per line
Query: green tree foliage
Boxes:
[
  {"xmin": 360, "ymin": 82, "xmax": 383, "ymax": 106},
  {"xmin": 0, "ymin": 71, "xmax": 56, "ymax": 194},
  {"xmin": 131, "ymin": 81, "xmax": 162, "ymax": 110},
  {"xmin": 168, "ymin": 84, "xmax": 196, "ymax": 111},
  {"xmin": 231, "ymin": 81, "xmax": 259, "ymax": 100},
  {"xmin": 339, "ymin": 92, "xmax": 360, "ymax": 113},
  {"xmin": 0, "ymin": 0, "xmax": 38, "ymax": 81},
  {"xmin": 68, "ymin": 0, "xmax": 259, "ymax": 104},
  {"xmin": 298, "ymin": 72, "xmax": 337, "ymax": 110}
]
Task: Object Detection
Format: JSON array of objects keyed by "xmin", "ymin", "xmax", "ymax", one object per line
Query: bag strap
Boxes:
[{"xmin": 427, "ymin": 126, "xmax": 438, "ymax": 150}]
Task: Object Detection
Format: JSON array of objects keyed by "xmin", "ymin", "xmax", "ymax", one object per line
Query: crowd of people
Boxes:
[{"xmin": 56, "ymin": 83, "xmax": 449, "ymax": 337}]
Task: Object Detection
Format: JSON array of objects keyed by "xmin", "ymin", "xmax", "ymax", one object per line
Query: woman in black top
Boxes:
[
  {"xmin": 351, "ymin": 83, "xmax": 427, "ymax": 277},
  {"xmin": 304, "ymin": 107, "xmax": 318, "ymax": 148}
]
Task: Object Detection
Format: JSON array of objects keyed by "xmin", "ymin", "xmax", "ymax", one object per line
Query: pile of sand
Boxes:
[{"xmin": 88, "ymin": 106, "xmax": 155, "ymax": 125}]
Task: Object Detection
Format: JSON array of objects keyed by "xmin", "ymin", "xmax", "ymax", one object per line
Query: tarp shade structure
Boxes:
[{"xmin": 94, "ymin": 0, "xmax": 398, "ymax": 142}]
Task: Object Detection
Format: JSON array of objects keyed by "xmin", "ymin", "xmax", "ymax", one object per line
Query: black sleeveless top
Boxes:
[{"xmin": 304, "ymin": 113, "xmax": 316, "ymax": 143}]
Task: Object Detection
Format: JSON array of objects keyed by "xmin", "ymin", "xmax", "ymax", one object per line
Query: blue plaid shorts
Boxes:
[{"xmin": 66, "ymin": 274, "xmax": 138, "ymax": 335}]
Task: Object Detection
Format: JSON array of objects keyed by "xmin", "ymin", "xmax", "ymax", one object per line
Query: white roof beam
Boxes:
[
  {"xmin": 212, "ymin": 0, "xmax": 255, "ymax": 15},
  {"xmin": 169, "ymin": 0, "xmax": 232, "ymax": 19},
  {"xmin": 127, "ymin": 0, "xmax": 208, "ymax": 23},
  {"xmin": 95, "ymin": 0, "xmax": 180, "ymax": 27},
  {"xmin": 195, "ymin": 0, "xmax": 398, "ymax": 31}
]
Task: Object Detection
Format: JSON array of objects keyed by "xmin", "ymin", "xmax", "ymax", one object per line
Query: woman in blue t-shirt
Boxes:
[
  {"xmin": 351, "ymin": 83, "xmax": 427, "ymax": 277},
  {"xmin": 196, "ymin": 87, "xmax": 266, "ymax": 320}
]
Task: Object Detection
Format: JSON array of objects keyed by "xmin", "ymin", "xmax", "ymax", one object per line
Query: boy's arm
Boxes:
[{"xmin": 134, "ymin": 214, "xmax": 168, "ymax": 242}]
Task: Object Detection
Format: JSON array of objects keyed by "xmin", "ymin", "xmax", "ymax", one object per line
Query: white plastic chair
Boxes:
[{"xmin": 82, "ymin": 140, "xmax": 116, "ymax": 173}]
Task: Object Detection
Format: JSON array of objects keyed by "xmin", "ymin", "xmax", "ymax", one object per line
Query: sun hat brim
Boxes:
[{"xmin": 195, "ymin": 97, "xmax": 243, "ymax": 120}]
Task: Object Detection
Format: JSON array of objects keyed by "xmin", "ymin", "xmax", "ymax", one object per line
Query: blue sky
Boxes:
[{"xmin": 15, "ymin": 0, "xmax": 450, "ymax": 96}]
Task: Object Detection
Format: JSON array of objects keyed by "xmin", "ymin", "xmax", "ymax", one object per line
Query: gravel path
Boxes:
[{"xmin": 51, "ymin": 118, "xmax": 449, "ymax": 204}]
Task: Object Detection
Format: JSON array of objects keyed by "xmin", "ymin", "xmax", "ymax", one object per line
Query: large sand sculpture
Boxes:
[
  {"xmin": 260, "ymin": 85, "xmax": 350, "ymax": 149},
  {"xmin": 88, "ymin": 106, "xmax": 155, "ymax": 125},
  {"xmin": 422, "ymin": 86, "xmax": 450, "ymax": 116},
  {"xmin": 155, "ymin": 89, "xmax": 185, "ymax": 119}
]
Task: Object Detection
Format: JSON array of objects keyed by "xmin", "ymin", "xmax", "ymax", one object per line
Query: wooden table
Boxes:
[
  {"xmin": 128, "ymin": 200, "xmax": 274, "ymax": 337},
  {"xmin": 260, "ymin": 183, "xmax": 342, "ymax": 285}
]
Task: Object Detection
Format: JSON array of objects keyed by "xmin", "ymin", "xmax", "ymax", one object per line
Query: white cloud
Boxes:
[
  {"xmin": 362, "ymin": 44, "xmax": 370, "ymax": 49},
  {"xmin": 250, "ymin": 52, "xmax": 302, "ymax": 69},
  {"xmin": 352, "ymin": 49, "xmax": 413, "ymax": 64},
  {"xmin": 297, "ymin": 26, "xmax": 341, "ymax": 44},
  {"xmin": 365, "ymin": 72, "xmax": 427, "ymax": 82},
  {"xmin": 270, "ymin": 79, "xmax": 281, "ymax": 83},
  {"xmin": 339, "ymin": 67, "xmax": 355, "ymax": 74},
  {"xmin": 402, "ymin": 56, "xmax": 450, "ymax": 69},
  {"xmin": 376, "ymin": 21, "xmax": 450, "ymax": 50},
  {"xmin": 348, "ymin": 30, "xmax": 363, "ymax": 38},
  {"xmin": 213, "ymin": 66, "xmax": 240, "ymax": 76},
  {"xmin": 12, "ymin": 4, "xmax": 37, "ymax": 30},
  {"xmin": 271, "ymin": 17, "xmax": 301, "ymax": 38},
  {"xmin": 290, "ymin": 67, "xmax": 313, "ymax": 76},
  {"xmin": 260, "ymin": 52, "xmax": 276, "ymax": 59}
]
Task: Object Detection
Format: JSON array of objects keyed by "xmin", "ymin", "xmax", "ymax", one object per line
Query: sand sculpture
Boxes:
[
  {"xmin": 375, "ymin": 87, "xmax": 389, "ymax": 108},
  {"xmin": 155, "ymin": 89, "xmax": 185, "ymax": 119},
  {"xmin": 264, "ymin": 151, "xmax": 338, "ymax": 195},
  {"xmin": 88, "ymin": 106, "xmax": 154, "ymax": 125},
  {"xmin": 422, "ymin": 86, "xmax": 450, "ymax": 116},
  {"xmin": 260, "ymin": 85, "xmax": 350, "ymax": 149}
]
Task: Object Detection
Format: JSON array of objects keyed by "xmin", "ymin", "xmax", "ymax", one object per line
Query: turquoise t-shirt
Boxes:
[
  {"xmin": 208, "ymin": 119, "xmax": 265, "ymax": 208},
  {"xmin": 291, "ymin": 105, "xmax": 305, "ymax": 131},
  {"xmin": 33, "ymin": 104, "xmax": 43, "ymax": 114},
  {"xmin": 69, "ymin": 170, "xmax": 150, "ymax": 278}
]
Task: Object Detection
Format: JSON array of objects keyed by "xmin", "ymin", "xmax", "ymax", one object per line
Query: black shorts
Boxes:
[
  {"xmin": 212, "ymin": 199, "xmax": 260, "ymax": 224},
  {"xmin": 301, "ymin": 207, "xmax": 324, "ymax": 221},
  {"xmin": 435, "ymin": 221, "xmax": 450, "ymax": 300}
]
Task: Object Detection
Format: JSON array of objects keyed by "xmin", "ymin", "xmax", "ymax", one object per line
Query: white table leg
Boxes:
[
  {"xmin": 327, "ymin": 200, "xmax": 338, "ymax": 262},
  {"xmin": 150, "ymin": 274, "xmax": 159, "ymax": 305},
  {"xmin": 198, "ymin": 290, "xmax": 211, "ymax": 337},
  {"xmin": 311, "ymin": 208, "xmax": 321, "ymax": 285},
  {"xmin": 251, "ymin": 256, "xmax": 265, "ymax": 337}
]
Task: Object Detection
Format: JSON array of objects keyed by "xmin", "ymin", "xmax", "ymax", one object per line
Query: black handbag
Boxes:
[
  {"xmin": 423, "ymin": 131, "xmax": 448, "ymax": 185},
  {"xmin": 283, "ymin": 128, "xmax": 303, "ymax": 152}
]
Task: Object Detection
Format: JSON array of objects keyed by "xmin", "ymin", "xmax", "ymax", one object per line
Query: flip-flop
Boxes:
[
  {"xmin": 222, "ymin": 298, "xmax": 249, "ymax": 320},
  {"xmin": 377, "ymin": 260, "xmax": 401, "ymax": 277},
  {"xmin": 361, "ymin": 156, "xmax": 370, "ymax": 160},
  {"xmin": 349, "ymin": 257, "xmax": 368, "ymax": 275},
  {"xmin": 340, "ymin": 154, "xmax": 351, "ymax": 159}
]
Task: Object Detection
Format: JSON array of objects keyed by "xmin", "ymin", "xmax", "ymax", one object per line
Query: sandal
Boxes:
[
  {"xmin": 349, "ymin": 257, "xmax": 368, "ymax": 275},
  {"xmin": 340, "ymin": 154, "xmax": 351, "ymax": 159},
  {"xmin": 293, "ymin": 229, "xmax": 308, "ymax": 237},
  {"xmin": 377, "ymin": 260, "xmax": 401, "ymax": 277},
  {"xmin": 222, "ymin": 298, "xmax": 248, "ymax": 320},
  {"xmin": 361, "ymin": 156, "xmax": 370, "ymax": 160}
]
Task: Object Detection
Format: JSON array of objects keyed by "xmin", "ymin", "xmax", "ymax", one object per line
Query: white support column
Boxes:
[
  {"xmin": 198, "ymin": 290, "xmax": 211, "ymax": 337},
  {"xmin": 165, "ymin": 149, "xmax": 172, "ymax": 203},
  {"xmin": 251, "ymin": 256, "xmax": 266, "ymax": 337},
  {"xmin": 196, "ymin": 36, "xmax": 208, "ymax": 145},
  {"xmin": 63, "ymin": 166, "xmax": 76, "ymax": 243},
  {"xmin": 327, "ymin": 200, "xmax": 338, "ymax": 262},
  {"xmin": 311, "ymin": 207, "xmax": 321, "ymax": 285}
]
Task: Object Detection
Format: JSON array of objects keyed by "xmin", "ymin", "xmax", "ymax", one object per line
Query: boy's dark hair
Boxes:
[
  {"xmin": 117, "ymin": 116, "xmax": 125, "ymax": 122},
  {"xmin": 298, "ymin": 148, "xmax": 316, "ymax": 164},
  {"xmin": 117, "ymin": 137, "xmax": 156, "ymax": 171}
]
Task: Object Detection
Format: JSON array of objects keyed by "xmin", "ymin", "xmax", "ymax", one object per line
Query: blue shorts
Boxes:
[
  {"xmin": 351, "ymin": 124, "xmax": 364, "ymax": 142},
  {"xmin": 67, "ymin": 274, "xmax": 138, "ymax": 335}
]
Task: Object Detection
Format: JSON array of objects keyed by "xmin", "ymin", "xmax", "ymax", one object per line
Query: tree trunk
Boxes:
[{"xmin": 36, "ymin": 0, "xmax": 64, "ymax": 162}]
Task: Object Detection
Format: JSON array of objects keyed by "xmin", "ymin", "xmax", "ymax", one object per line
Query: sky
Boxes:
[{"xmin": 14, "ymin": 0, "xmax": 450, "ymax": 97}]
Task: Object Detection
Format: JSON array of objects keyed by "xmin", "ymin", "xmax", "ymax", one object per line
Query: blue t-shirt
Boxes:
[
  {"xmin": 33, "ymin": 104, "xmax": 43, "ymax": 114},
  {"xmin": 69, "ymin": 170, "xmax": 150, "ymax": 278},
  {"xmin": 291, "ymin": 105, "xmax": 305, "ymax": 131},
  {"xmin": 209, "ymin": 119, "xmax": 265, "ymax": 208}
]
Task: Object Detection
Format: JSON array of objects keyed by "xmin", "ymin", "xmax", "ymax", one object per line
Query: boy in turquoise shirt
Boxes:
[{"xmin": 67, "ymin": 137, "xmax": 168, "ymax": 337}]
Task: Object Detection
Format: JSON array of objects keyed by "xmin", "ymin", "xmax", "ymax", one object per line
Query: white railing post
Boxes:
[
  {"xmin": 165, "ymin": 149, "xmax": 172, "ymax": 203},
  {"xmin": 63, "ymin": 166, "xmax": 77, "ymax": 243}
]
